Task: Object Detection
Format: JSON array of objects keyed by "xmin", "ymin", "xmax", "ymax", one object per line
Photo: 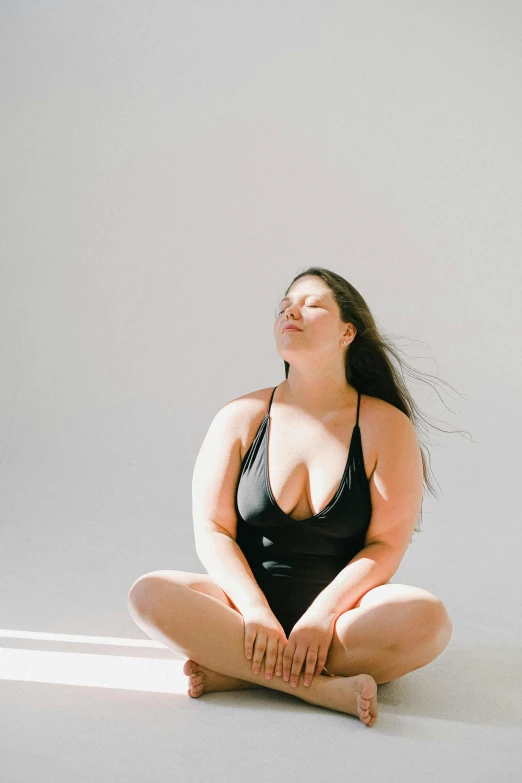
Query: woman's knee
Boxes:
[
  {"xmin": 127, "ymin": 569, "xmax": 238, "ymax": 617},
  {"xmin": 128, "ymin": 570, "xmax": 189, "ymax": 615}
]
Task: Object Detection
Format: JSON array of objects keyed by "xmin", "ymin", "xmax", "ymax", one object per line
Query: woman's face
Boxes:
[{"xmin": 273, "ymin": 276, "xmax": 354, "ymax": 360}]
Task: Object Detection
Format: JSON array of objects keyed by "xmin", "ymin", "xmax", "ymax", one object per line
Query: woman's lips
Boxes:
[{"xmin": 282, "ymin": 326, "xmax": 302, "ymax": 333}]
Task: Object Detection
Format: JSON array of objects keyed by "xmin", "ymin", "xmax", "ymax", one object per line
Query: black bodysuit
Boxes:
[{"xmin": 235, "ymin": 384, "xmax": 372, "ymax": 636}]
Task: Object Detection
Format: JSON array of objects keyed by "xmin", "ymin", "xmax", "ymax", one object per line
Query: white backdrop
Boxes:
[{"xmin": 1, "ymin": 1, "xmax": 520, "ymax": 647}]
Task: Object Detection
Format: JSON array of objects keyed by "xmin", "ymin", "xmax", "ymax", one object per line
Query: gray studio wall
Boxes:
[{"xmin": 1, "ymin": 1, "xmax": 520, "ymax": 640}]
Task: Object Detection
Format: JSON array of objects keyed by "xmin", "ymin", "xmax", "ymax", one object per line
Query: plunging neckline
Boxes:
[{"xmin": 263, "ymin": 407, "xmax": 359, "ymax": 524}]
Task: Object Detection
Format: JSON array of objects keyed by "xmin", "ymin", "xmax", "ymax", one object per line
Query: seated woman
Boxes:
[{"xmin": 128, "ymin": 266, "xmax": 454, "ymax": 728}]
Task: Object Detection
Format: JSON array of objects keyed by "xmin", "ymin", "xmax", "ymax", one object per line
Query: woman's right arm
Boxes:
[{"xmin": 191, "ymin": 398, "xmax": 272, "ymax": 616}]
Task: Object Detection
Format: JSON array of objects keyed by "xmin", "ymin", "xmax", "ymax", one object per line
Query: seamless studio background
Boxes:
[{"xmin": 1, "ymin": 1, "xmax": 521, "ymax": 781}]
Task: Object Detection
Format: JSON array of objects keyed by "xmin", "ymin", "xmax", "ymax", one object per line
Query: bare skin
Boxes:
[
  {"xmin": 128, "ymin": 578, "xmax": 382, "ymax": 727},
  {"xmin": 128, "ymin": 562, "xmax": 453, "ymax": 728},
  {"xmin": 183, "ymin": 659, "xmax": 378, "ymax": 726},
  {"xmin": 184, "ymin": 658, "xmax": 263, "ymax": 695},
  {"xmin": 183, "ymin": 658, "xmax": 335, "ymax": 696}
]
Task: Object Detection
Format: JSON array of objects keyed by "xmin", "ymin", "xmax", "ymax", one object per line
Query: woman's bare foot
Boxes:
[
  {"xmin": 183, "ymin": 659, "xmax": 263, "ymax": 697},
  {"xmin": 308, "ymin": 672, "xmax": 379, "ymax": 726}
]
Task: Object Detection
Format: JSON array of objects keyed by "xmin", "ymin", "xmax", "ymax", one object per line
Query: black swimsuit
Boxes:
[{"xmin": 235, "ymin": 384, "xmax": 372, "ymax": 636}]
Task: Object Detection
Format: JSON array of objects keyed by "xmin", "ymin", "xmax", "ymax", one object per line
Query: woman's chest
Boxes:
[{"xmin": 265, "ymin": 416, "xmax": 376, "ymax": 521}]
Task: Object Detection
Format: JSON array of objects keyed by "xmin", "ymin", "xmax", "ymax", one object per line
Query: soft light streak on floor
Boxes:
[
  {"xmin": 0, "ymin": 629, "xmax": 189, "ymax": 693},
  {"xmin": 0, "ymin": 628, "xmax": 163, "ymax": 648},
  {"xmin": 0, "ymin": 648, "xmax": 188, "ymax": 693}
]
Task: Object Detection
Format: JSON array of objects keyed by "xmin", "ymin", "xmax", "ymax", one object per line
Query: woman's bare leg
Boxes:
[
  {"xmin": 128, "ymin": 574, "xmax": 378, "ymax": 725},
  {"xmin": 175, "ymin": 576, "xmax": 265, "ymax": 694},
  {"xmin": 134, "ymin": 570, "xmax": 331, "ymax": 696}
]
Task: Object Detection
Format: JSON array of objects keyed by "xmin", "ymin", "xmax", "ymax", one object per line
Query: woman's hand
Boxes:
[
  {"xmin": 282, "ymin": 608, "xmax": 336, "ymax": 688},
  {"xmin": 242, "ymin": 606, "xmax": 288, "ymax": 680}
]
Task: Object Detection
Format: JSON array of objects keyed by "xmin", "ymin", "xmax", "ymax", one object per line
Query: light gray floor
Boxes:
[{"xmin": 1, "ymin": 619, "xmax": 520, "ymax": 782}]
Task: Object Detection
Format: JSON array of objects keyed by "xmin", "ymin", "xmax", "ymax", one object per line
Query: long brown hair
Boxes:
[{"xmin": 280, "ymin": 267, "xmax": 471, "ymax": 534}]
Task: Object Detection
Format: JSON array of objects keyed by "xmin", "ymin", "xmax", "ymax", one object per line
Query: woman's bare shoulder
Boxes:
[
  {"xmin": 359, "ymin": 394, "xmax": 417, "ymax": 477},
  {"xmin": 361, "ymin": 394, "xmax": 419, "ymax": 463},
  {"xmin": 219, "ymin": 386, "xmax": 276, "ymax": 459},
  {"xmin": 229, "ymin": 385, "xmax": 275, "ymax": 404},
  {"xmin": 361, "ymin": 393, "xmax": 413, "ymax": 427},
  {"xmin": 223, "ymin": 386, "xmax": 275, "ymax": 425}
]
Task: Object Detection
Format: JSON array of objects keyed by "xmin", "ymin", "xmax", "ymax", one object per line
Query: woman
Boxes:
[{"xmin": 127, "ymin": 267, "xmax": 454, "ymax": 728}]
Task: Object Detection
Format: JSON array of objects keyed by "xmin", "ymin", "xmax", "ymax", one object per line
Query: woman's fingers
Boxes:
[
  {"xmin": 289, "ymin": 647, "xmax": 308, "ymax": 687},
  {"xmin": 263, "ymin": 637, "xmax": 278, "ymax": 679},
  {"xmin": 275, "ymin": 642, "xmax": 284, "ymax": 676},
  {"xmin": 282, "ymin": 642, "xmax": 295, "ymax": 682},
  {"xmin": 303, "ymin": 649, "xmax": 319, "ymax": 686},
  {"xmin": 251, "ymin": 636, "xmax": 266, "ymax": 674},
  {"xmin": 282, "ymin": 644, "xmax": 321, "ymax": 687}
]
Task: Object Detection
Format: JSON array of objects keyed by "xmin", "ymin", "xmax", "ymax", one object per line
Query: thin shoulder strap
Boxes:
[{"xmin": 267, "ymin": 385, "xmax": 278, "ymax": 415}]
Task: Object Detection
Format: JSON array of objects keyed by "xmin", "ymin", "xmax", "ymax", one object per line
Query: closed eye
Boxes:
[{"xmin": 278, "ymin": 305, "xmax": 320, "ymax": 315}]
